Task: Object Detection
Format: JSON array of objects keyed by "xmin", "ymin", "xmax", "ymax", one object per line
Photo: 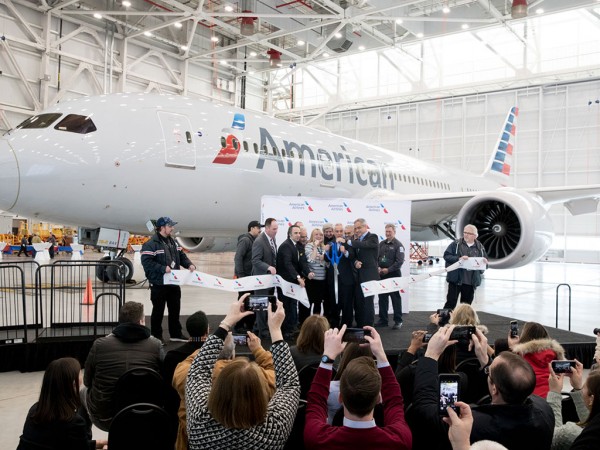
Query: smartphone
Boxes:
[
  {"xmin": 423, "ymin": 332, "xmax": 433, "ymax": 343},
  {"xmin": 244, "ymin": 295, "xmax": 276, "ymax": 312},
  {"xmin": 437, "ymin": 308, "xmax": 451, "ymax": 326},
  {"xmin": 438, "ymin": 374, "xmax": 461, "ymax": 416},
  {"xmin": 449, "ymin": 326, "xmax": 476, "ymax": 342},
  {"xmin": 342, "ymin": 328, "xmax": 372, "ymax": 344},
  {"xmin": 232, "ymin": 333, "xmax": 248, "ymax": 346},
  {"xmin": 510, "ymin": 320, "xmax": 519, "ymax": 338},
  {"xmin": 551, "ymin": 360, "xmax": 576, "ymax": 374}
]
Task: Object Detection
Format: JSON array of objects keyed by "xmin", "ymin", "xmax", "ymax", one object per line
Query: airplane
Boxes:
[{"xmin": 1, "ymin": 92, "xmax": 599, "ymax": 280}]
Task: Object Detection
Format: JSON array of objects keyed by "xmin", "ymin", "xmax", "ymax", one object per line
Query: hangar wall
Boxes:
[
  {"xmin": 309, "ymin": 81, "xmax": 600, "ymax": 263},
  {"xmin": 0, "ymin": 1, "xmax": 265, "ymax": 131}
]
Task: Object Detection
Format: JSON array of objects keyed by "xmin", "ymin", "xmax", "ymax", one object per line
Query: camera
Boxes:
[
  {"xmin": 510, "ymin": 320, "xmax": 519, "ymax": 338},
  {"xmin": 438, "ymin": 374, "xmax": 461, "ymax": 416},
  {"xmin": 232, "ymin": 333, "xmax": 248, "ymax": 346},
  {"xmin": 437, "ymin": 308, "xmax": 451, "ymax": 326},
  {"xmin": 244, "ymin": 295, "xmax": 276, "ymax": 312},
  {"xmin": 450, "ymin": 326, "xmax": 476, "ymax": 342},
  {"xmin": 551, "ymin": 360, "xmax": 576, "ymax": 374},
  {"xmin": 423, "ymin": 332, "xmax": 433, "ymax": 343},
  {"xmin": 342, "ymin": 328, "xmax": 372, "ymax": 344}
]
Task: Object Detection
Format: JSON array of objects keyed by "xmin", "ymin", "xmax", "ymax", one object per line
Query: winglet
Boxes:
[{"xmin": 483, "ymin": 107, "xmax": 518, "ymax": 185}]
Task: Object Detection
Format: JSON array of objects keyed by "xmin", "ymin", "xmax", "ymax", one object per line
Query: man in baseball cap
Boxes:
[
  {"xmin": 141, "ymin": 216, "xmax": 195, "ymax": 344},
  {"xmin": 247, "ymin": 220, "xmax": 264, "ymax": 231}
]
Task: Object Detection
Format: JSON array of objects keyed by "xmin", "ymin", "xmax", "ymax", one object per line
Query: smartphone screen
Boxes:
[
  {"xmin": 232, "ymin": 334, "xmax": 247, "ymax": 346},
  {"xmin": 551, "ymin": 360, "xmax": 576, "ymax": 374},
  {"xmin": 510, "ymin": 320, "xmax": 519, "ymax": 338},
  {"xmin": 342, "ymin": 328, "xmax": 371, "ymax": 344},
  {"xmin": 423, "ymin": 332, "xmax": 433, "ymax": 343},
  {"xmin": 245, "ymin": 295, "xmax": 276, "ymax": 312},
  {"xmin": 439, "ymin": 374, "xmax": 460, "ymax": 416}
]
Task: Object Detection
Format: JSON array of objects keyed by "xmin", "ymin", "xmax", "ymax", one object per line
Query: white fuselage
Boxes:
[{"xmin": 0, "ymin": 93, "xmax": 499, "ymax": 241}]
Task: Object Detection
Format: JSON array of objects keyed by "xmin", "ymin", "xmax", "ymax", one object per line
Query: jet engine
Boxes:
[
  {"xmin": 455, "ymin": 188, "xmax": 554, "ymax": 269},
  {"xmin": 176, "ymin": 236, "xmax": 237, "ymax": 253}
]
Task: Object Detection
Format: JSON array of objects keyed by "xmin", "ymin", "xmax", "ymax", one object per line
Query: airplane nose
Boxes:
[{"xmin": 0, "ymin": 139, "xmax": 19, "ymax": 211}]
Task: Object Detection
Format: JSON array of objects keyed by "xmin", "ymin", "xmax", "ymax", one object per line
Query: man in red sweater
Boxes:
[{"xmin": 304, "ymin": 324, "xmax": 412, "ymax": 449}]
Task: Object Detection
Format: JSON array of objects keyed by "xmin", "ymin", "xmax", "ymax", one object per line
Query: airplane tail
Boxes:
[{"xmin": 482, "ymin": 106, "xmax": 519, "ymax": 186}]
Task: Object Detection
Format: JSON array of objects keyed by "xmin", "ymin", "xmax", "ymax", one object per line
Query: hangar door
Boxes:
[{"xmin": 157, "ymin": 111, "xmax": 196, "ymax": 168}]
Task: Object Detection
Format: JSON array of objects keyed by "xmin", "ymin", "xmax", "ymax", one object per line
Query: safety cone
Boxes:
[{"xmin": 81, "ymin": 277, "xmax": 94, "ymax": 305}]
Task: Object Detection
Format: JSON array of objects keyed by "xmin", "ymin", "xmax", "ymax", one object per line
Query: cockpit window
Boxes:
[
  {"xmin": 54, "ymin": 114, "xmax": 97, "ymax": 134},
  {"xmin": 16, "ymin": 113, "xmax": 63, "ymax": 129}
]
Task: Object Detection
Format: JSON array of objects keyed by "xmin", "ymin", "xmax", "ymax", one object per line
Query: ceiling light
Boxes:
[
  {"xmin": 267, "ymin": 49, "xmax": 282, "ymax": 68},
  {"xmin": 180, "ymin": 45, "xmax": 188, "ymax": 50},
  {"xmin": 220, "ymin": 60, "xmax": 228, "ymax": 65},
  {"xmin": 93, "ymin": 13, "xmax": 102, "ymax": 19},
  {"xmin": 240, "ymin": 10, "xmax": 256, "ymax": 36},
  {"xmin": 536, "ymin": 8, "xmax": 544, "ymax": 14},
  {"xmin": 335, "ymin": 32, "xmax": 342, "ymax": 39},
  {"xmin": 225, "ymin": 5, "xmax": 233, "ymax": 12},
  {"xmin": 122, "ymin": 1, "xmax": 131, "ymax": 6},
  {"xmin": 511, "ymin": 0, "xmax": 528, "ymax": 19},
  {"xmin": 358, "ymin": 45, "xmax": 365, "ymax": 51},
  {"xmin": 211, "ymin": 36, "xmax": 219, "ymax": 42},
  {"xmin": 174, "ymin": 22, "xmax": 183, "ymax": 29},
  {"xmin": 323, "ymin": 52, "xmax": 330, "ymax": 57},
  {"xmin": 250, "ymin": 51, "xmax": 257, "ymax": 57},
  {"xmin": 395, "ymin": 19, "xmax": 403, "ymax": 25},
  {"xmin": 297, "ymin": 40, "xmax": 305, "ymax": 46},
  {"xmin": 144, "ymin": 31, "xmax": 153, "ymax": 37},
  {"xmin": 442, "ymin": 6, "xmax": 450, "ymax": 14},
  {"xmin": 461, "ymin": 24, "xmax": 469, "ymax": 30},
  {"xmin": 416, "ymin": 32, "xmax": 424, "ymax": 38}
]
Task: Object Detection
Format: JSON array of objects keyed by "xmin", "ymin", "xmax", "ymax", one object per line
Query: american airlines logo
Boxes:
[{"xmin": 214, "ymin": 121, "xmax": 397, "ymax": 190}]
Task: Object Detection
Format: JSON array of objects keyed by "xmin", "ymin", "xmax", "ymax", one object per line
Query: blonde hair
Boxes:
[
  {"xmin": 449, "ymin": 304, "xmax": 480, "ymax": 326},
  {"xmin": 208, "ymin": 358, "xmax": 269, "ymax": 429}
]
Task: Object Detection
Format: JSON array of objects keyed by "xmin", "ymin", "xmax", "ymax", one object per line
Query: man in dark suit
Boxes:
[
  {"xmin": 276, "ymin": 224, "xmax": 314, "ymax": 340},
  {"xmin": 251, "ymin": 217, "xmax": 278, "ymax": 337},
  {"xmin": 345, "ymin": 218, "xmax": 380, "ymax": 327},
  {"xmin": 326, "ymin": 223, "xmax": 356, "ymax": 327}
]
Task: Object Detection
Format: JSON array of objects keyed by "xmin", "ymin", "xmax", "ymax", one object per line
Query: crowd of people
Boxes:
[{"xmin": 14, "ymin": 217, "xmax": 600, "ymax": 449}]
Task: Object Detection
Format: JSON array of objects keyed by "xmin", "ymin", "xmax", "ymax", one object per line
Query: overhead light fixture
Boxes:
[
  {"xmin": 211, "ymin": 36, "xmax": 219, "ymax": 42},
  {"xmin": 144, "ymin": 31, "xmax": 153, "ymax": 37},
  {"xmin": 225, "ymin": 5, "xmax": 233, "ymax": 12},
  {"xmin": 511, "ymin": 0, "xmax": 528, "ymax": 19},
  {"xmin": 180, "ymin": 45, "xmax": 188, "ymax": 50},
  {"xmin": 358, "ymin": 45, "xmax": 365, "ymax": 51},
  {"xmin": 442, "ymin": 6, "xmax": 450, "ymax": 14},
  {"xmin": 174, "ymin": 22, "xmax": 183, "ymax": 29},
  {"xmin": 297, "ymin": 40, "xmax": 305, "ymax": 46},
  {"xmin": 536, "ymin": 8, "xmax": 544, "ymax": 14},
  {"xmin": 416, "ymin": 32, "xmax": 424, "ymax": 38},
  {"xmin": 461, "ymin": 24, "xmax": 469, "ymax": 30},
  {"xmin": 395, "ymin": 19, "xmax": 403, "ymax": 25},
  {"xmin": 122, "ymin": 0, "xmax": 131, "ymax": 7},
  {"xmin": 240, "ymin": 10, "xmax": 256, "ymax": 36},
  {"xmin": 335, "ymin": 32, "xmax": 343, "ymax": 39},
  {"xmin": 93, "ymin": 13, "xmax": 102, "ymax": 19},
  {"xmin": 249, "ymin": 51, "xmax": 257, "ymax": 57},
  {"xmin": 323, "ymin": 52, "xmax": 330, "ymax": 58},
  {"xmin": 267, "ymin": 49, "xmax": 282, "ymax": 68}
]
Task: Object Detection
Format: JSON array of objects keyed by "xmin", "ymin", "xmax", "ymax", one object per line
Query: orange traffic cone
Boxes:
[{"xmin": 81, "ymin": 277, "xmax": 94, "ymax": 305}]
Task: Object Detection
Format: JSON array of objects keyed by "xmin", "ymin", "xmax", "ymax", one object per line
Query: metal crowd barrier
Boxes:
[{"xmin": 0, "ymin": 264, "xmax": 28, "ymax": 344}]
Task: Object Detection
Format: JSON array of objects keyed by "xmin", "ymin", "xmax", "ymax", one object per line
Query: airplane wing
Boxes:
[{"xmin": 530, "ymin": 184, "xmax": 600, "ymax": 215}]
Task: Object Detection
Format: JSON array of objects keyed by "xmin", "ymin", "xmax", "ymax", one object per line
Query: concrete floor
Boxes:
[{"xmin": 1, "ymin": 250, "xmax": 598, "ymax": 449}]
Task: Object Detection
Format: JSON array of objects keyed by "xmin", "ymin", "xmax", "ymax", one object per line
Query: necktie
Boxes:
[{"xmin": 270, "ymin": 238, "xmax": 277, "ymax": 259}]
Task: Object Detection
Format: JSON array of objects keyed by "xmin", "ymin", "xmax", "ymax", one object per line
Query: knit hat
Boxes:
[{"xmin": 186, "ymin": 311, "xmax": 208, "ymax": 337}]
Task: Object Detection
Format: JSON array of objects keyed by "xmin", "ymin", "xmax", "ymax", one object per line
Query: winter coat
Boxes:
[{"xmin": 513, "ymin": 338, "xmax": 565, "ymax": 398}]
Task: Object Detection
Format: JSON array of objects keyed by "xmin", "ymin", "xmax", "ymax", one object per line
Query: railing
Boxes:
[{"xmin": 555, "ymin": 283, "xmax": 572, "ymax": 331}]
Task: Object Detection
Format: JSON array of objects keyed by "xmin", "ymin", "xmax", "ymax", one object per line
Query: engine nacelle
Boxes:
[
  {"xmin": 456, "ymin": 188, "xmax": 554, "ymax": 269},
  {"xmin": 176, "ymin": 236, "xmax": 237, "ymax": 253}
]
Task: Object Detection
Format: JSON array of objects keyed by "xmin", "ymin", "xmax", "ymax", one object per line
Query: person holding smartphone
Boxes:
[
  {"xmin": 304, "ymin": 325, "xmax": 412, "ymax": 449},
  {"xmin": 410, "ymin": 325, "xmax": 554, "ymax": 450}
]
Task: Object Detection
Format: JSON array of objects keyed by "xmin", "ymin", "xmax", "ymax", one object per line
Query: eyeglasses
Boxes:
[
  {"xmin": 484, "ymin": 365, "xmax": 493, "ymax": 382},
  {"xmin": 463, "ymin": 231, "xmax": 475, "ymax": 236}
]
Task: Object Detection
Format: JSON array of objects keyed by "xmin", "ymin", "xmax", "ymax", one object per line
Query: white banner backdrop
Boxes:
[{"xmin": 261, "ymin": 196, "xmax": 412, "ymax": 313}]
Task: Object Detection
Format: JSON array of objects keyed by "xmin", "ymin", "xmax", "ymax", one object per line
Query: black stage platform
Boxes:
[{"xmin": 1, "ymin": 311, "xmax": 595, "ymax": 372}]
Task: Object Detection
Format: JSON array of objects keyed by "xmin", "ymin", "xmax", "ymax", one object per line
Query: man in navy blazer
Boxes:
[
  {"xmin": 276, "ymin": 225, "xmax": 314, "ymax": 340},
  {"xmin": 344, "ymin": 218, "xmax": 380, "ymax": 327}
]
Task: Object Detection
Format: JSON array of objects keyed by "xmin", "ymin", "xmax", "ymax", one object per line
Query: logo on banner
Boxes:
[
  {"xmin": 284, "ymin": 217, "xmax": 294, "ymax": 226},
  {"xmin": 397, "ymin": 219, "xmax": 407, "ymax": 230},
  {"xmin": 304, "ymin": 201, "xmax": 314, "ymax": 212},
  {"xmin": 380, "ymin": 203, "xmax": 389, "ymax": 214},
  {"xmin": 255, "ymin": 277, "xmax": 264, "ymax": 285},
  {"xmin": 343, "ymin": 202, "xmax": 352, "ymax": 213}
]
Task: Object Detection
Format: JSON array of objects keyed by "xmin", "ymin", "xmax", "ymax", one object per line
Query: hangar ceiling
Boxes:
[{"xmin": 37, "ymin": 0, "xmax": 600, "ymax": 75}]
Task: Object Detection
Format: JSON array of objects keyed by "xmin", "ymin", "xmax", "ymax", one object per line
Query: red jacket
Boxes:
[{"xmin": 513, "ymin": 338, "xmax": 565, "ymax": 398}]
